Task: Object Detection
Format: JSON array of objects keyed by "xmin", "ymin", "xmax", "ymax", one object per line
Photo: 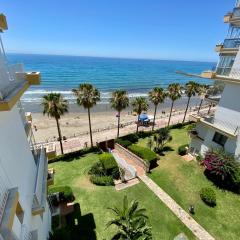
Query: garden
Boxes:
[
  {"xmin": 48, "ymin": 152, "xmax": 195, "ymax": 240},
  {"xmin": 133, "ymin": 125, "xmax": 240, "ymax": 240}
]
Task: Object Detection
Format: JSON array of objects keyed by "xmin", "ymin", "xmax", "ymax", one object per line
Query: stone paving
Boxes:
[
  {"xmin": 115, "ymin": 178, "xmax": 140, "ymax": 191},
  {"xmin": 139, "ymin": 175, "xmax": 215, "ymax": 240}
]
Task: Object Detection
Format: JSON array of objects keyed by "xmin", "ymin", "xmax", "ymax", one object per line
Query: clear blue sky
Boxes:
[{"xmin": 1, "ymin": 0, "xmax": 234, "ymax": 61}]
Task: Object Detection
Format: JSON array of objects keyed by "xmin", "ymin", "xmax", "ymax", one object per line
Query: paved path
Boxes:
[{"xmin": 139, "ymin": 175, "xmax": 215, "ymax": 240}]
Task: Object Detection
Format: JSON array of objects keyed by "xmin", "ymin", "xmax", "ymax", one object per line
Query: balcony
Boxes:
[
  {"xmin": 201, "ymin": 116, "xmax": 239, "ymax": 138},
  {"xmin": 32, "ymin": 146, "xmax": 48, "ymax": 216},
  {"xmin": 0, "ymin": 14, "xmax": 7, "ymax": 31},
  {"xmin": 224, "ymin": 7, "xmax": 240, "ymax": 25},
  {"xmin": 0, "ymin": 63, "xmax": 41, "ymax": 111},
  {"xmin": 215, "ymin": 39, "xmax": 240, "ymax": 54},
  {"xmin": 17, "ymin": 101, "xmax": 32, "ymax": 136}
]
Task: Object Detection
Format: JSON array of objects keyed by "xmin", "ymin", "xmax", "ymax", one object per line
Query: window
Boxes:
[{"xmin": 212, "ymin": 132, "xmax": 228, "ymax": 147}]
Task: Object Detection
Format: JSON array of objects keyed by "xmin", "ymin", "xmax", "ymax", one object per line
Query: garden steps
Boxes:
[{"xmin": 139, "ymin": 174, "xmax": 215, "ymax": 240}]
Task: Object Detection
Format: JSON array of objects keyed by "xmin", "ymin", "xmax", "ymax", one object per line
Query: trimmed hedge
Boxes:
[
  {"xmin": 115, "ymin": 139, "xmax": 132, "ymax": 148},
  {"xmin": 99, "ymin": 153, "xmax": 118, "ymax": 170},
  {"xmin": 128, "ymin": 144, "xmax": 157, "ymax": 164},
  {"xmin": 90, "ymin": 175, "xmax": 114, "ymax": 186},
  {"xmin": 178, "ymin": 144, "xmax": 189, "ymax": 156},
  {"xmin": 121, "ymin": 133, "xmax": 139, "ymax": 143},
  {"xmin": 48, "ymin": 146, "xmax": 100, "ymax": 163},
  {"xmin": 48, "ymin": 185, "xmax": 74, "ymax": 202},
  {"xmin": 200, "ymin": 187, "xmax": 216, "ymax": 207}
]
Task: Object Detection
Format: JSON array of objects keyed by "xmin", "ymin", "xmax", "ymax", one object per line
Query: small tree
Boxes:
[
  {"xmin": 107, "ymin": 196, "xmax": 152, "ymax": 240},
  {"xmin": 147, "ymin": 138, "xmax": 153, "ymax": 150},
  {"xmin": 153, "ymin": 128, "xmax": 172, "ymax": 151}
]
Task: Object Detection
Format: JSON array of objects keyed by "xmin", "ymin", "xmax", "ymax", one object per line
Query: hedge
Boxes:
[
  {"xmin": 99, "ymin": 153, "xmax": 118, "ymax": 170},
  {"xmin": 48, "ymin": 185, "xmax": 74, "ymax": 202},
  {"xmin": 48, "ymin": 146, "xmax": 100, "ymax": 163},
  {"xmin": 128, "ymin": 144, "xmax": 157, "ymax": 163},
  {"xmin": 90, "ymin": 175, "xmax": 114, "ymax": 186},
  {"xmin": 120, "ymin": 133, "xmax": 139, "ymax": 143},
  {"xmin": 115, "ymin": 139, "xmax": 132, "ymax": 148}
]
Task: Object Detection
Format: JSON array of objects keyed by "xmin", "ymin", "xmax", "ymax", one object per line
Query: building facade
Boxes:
[
  {"xmin": 0, "ymin": 14, "xmax": 52, "ymax": 240},
  {"xmin": 189, "ymin": 0, "xmax": 240, "ymax": 158}
]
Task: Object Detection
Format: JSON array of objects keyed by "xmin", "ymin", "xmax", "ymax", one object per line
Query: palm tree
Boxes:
[
  {"xmin": 197, "ymin": 84, "xmax": 208, "ymax": 114},
  {"xmin": 167, "ymin": 83, "xmax": 181, "ymax": 126},
  {"xmin": 132, "ymin": 97, "xmax": 149, "ymax": 133},
  {"xmin": 182, "ymin": 81, "xmax": 198, "ymax": 123},
  {"xmin": 72, "ymin": 83, "xmax": 100, "ymax": 147},
  {"xmin": 107, "ymin": 195, "xmax": 152, "ymax": 240},
  {"xmin": 153, "ymin": 127, "xmax": 172, "ymax": 151},
  {"xmin": 42, "ymin": 93, "xmax": 68, "ymax": 154},
  {"xmin": 110, "ymin": 90, "xmax": 129, "ymax": 138},
  {"xmin": 148, "ymin": 87, "xmax": 166, "ymax": 131}
]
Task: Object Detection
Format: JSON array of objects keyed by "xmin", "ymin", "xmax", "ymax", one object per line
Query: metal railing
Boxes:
[
  {"xmin": 20, "ymin": 224, "xmax": 32, "ymax": 240},
  {"xmin": 0, "ymin": 167, "xmax": 9, "ymax": 224},
  {"xmin": 223, "ymin": 38, "xmax": 240, "ymax": 49},
  {"xmin": 233, "ymin": 7, "xmax": 240, "ymax": 17}
]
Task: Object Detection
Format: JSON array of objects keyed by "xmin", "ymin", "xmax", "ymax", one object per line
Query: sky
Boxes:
[{"xmin": 1, "ymin": 0, "xmax": 235, "ymax": 62}]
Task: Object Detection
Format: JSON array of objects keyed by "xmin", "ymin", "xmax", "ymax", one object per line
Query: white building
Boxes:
[
  {"xmin": 188, "ymin": 0, "xmax": 240, "ymax": 158},
  {"xmin": 0, "ymin": 14, "xmax": 52, "ymax": 239}
]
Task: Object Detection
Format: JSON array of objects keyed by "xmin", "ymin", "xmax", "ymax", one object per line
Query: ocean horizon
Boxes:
[{"xmin": 7, "ymin": 53, "xmax": 215, "ymax": 104}]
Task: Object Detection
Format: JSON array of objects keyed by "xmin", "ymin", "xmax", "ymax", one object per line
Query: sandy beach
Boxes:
[{"xmin": 30, "ymin": 96, "xmax": 209, "ymax": 143}]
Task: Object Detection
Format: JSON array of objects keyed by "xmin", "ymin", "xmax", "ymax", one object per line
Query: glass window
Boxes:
[{"xmin": 212, "ymin": 132, "xmax": 228, "ymax": 147}]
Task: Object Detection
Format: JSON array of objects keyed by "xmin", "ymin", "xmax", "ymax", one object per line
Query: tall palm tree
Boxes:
[
  {"xmin": 182, "ymin": 81, "xmax": 198, "ymax": 123},
  {"xmin": 197, "ymin": 84, "xmax": 208, "ymax": 114},
  {"xmin": 42, "ymin": 93, "xmax": 68, "ymax": 154},
  {"xmin": 167, "ymin": 83, "xmax": 181, "ymax": 126},
  {"xmin": 110, "ymin": 90, "xmax": 129, "ymax": 138},
  {"xmin": 132, "ymin": 97, "xmax": 149, "ymax": 133},
  {"xmin": 72, "ymin": 83, "xmax": 100, "ymax": 147},
  {"xmin": 148, "ymin": 87, "xmax": 166, "ymax": 131},
  {"xmin": 107, "ymin": 195, "xmax": 152, "ymax": 240}
]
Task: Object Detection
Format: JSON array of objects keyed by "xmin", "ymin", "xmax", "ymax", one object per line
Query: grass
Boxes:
[
  {"xmin": 137, "ymin": 126, "xmax": 240, "ymax": 240},
  {"xmin": 49, "ymin": 153, "xmax": 195, "ymax": 240}
]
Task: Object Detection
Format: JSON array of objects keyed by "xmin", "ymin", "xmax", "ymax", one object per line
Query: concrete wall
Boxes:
[{"xmin": 0, "ymin": 105, "xmax": 51, "ymax": 239}]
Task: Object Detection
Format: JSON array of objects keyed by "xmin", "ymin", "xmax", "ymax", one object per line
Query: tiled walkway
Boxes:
[{"xmin": 139, "ymin": 175, "xmax": 215, "ymax": 240}]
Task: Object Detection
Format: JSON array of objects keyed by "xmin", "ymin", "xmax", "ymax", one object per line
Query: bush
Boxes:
[
  {"xmin": 116, "ymin": 139, "xmax": 132, "ymax": 148},
  {"xmin": 90, "ymin": 175, "xmax": 114, "ymax": 186},
  {"xmin": 200, "ymin": 187, "xmax": 216, "ymax": 207},
  {"xmin": 99, "ymin": 153, "xmax": 117, "ymax": 170},
  {"xmin": 49, "ymin": 146, "xmax": 100, "ymax": 163},
  {"xmin": 137, "ymin": 131, "xmax": 152, "ymax": 139},
  {"xmin": 128, "ymin": 144, "xmax": 157, "ymax": 164},
  {"xmin": 88, "ymin": 162, "xmax": 105, "ymax": 176},
  {"xmin": 48, "ymin": 186, "xmax": 74, "ymax": 203},
  {"xmin": 121, "ymin": 133, "xmax": 139, "ymax": 143},
  {"xmin": 178, "ymin": 144, "xmax": 189, "ymax": 156}
]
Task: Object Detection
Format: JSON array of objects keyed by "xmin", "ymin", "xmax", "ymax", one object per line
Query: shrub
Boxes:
[
  {"xmin": 99, "ymin": 153, "xmax": 118, "ymax": 171},
  {"xmin": 137, "ymin": 131, "xmax": 152, "ymax": 139},
  {"xmin": 90, "ymin": 175, "xmax": 114, "ymax": 186},
  {"xmin": 204, "ymin": 149, "xmax": 239, "ymax": 181},
  {"xmin": 88, "ymin": 162, "xmax": 105, "ymax": 176},
  {"xmin": 128, "ymin": 144, "xmax": 157, "ymax": 164},
  {"xmin": 121, "ymin": 133, "xmax": 139, "ymax": 143},
  {"xmin": 116, "ymin": 139, "xmax": 132, "ymax": 148},
  {"xmin": 200, "ymin": 187, "xmax": 216, "ymax": 207},
  {"xmin": 178, "ymin": 144, "xmax": 189, "ymax": 156},
  {"xmin": 48, "ymin": 186, "xmax": 74, "ymax": 202},
  {"xmin": 49, "ymin": 146, "xmax": 100, "ymax": 163}
]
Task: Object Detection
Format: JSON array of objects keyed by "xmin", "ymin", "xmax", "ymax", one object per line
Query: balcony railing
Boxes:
[
  {"xmin": 223, "ymin": 38, "xmax": 240, "ymax": 48},
  {"xmin": 32, "ymin": 146, "xmax": 48, "ymax": 215},
  {"xmin": 20, "ymin": 224, "xmax": 32, "ymax": 240},
  {"xmin": 236, "ymin": 0, "xmax": 240, "ymax": 7},
  {"xmin": 233, "ymin": 7, "xmax": 240, "ymax": 17},
  {"xmin": 0, "ymin": 169, "xmax": 9, "ymax": 224}
]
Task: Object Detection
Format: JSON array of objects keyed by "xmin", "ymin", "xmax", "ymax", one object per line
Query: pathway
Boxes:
[{"xmin": 139, "ymin": 175, "xmax": 215, "ymax": 240}]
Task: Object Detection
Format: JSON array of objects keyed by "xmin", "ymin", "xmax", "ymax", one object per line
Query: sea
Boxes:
[{"xmin": 7, "ymin": 53, "xmax": 215, "ymax": 109}]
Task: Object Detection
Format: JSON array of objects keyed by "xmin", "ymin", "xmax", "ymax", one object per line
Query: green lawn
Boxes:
[
  {"xmin": 49, "ymin": 153, "xmax": 195, "ymax": 240},
  {"xmin": 137, "ymin": 126, "xmax": 240, "ymax": 240}
]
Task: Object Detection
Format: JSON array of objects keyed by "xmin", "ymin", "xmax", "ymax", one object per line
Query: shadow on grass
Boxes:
[
  {"xmin": 52, "ymin": 203, "xmax": 97, "ymax": 240},
  {"xmin": 155, "ymin": 146, "xmax": 174, "ymax": 156}
]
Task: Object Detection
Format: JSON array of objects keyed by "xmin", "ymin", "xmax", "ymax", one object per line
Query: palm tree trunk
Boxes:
[
  {"xmin": 167, "ymin": 101, "xmax": 174, "ymax": 127},
  {"xmin": 117, "ymin": 111, "xmax": 120, "ymax": 138},
  {"xmin": 152, "ymin": 104, "xmax": 157, "ymax": 131},
  {"xmin": 198, "ymin": 99, "xmax": 203, "ymax": 114},
  {"xmin": 87, "ymin": 107, "xmax": 93, "ymax": 147},
  {"xmin": 208, "ymin": 103, "xmax": 212, "ymax": 114},
  {"xmin": 182, "ymin": 97, "xmax": 191, "ymax": 123},
  {"xmin": 55, "ymin": 117, "xmax": 64, "ymax": 154},
  {"xmin": 136, "ymin": 114, "xmax": 140, "ymax": 133}
]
